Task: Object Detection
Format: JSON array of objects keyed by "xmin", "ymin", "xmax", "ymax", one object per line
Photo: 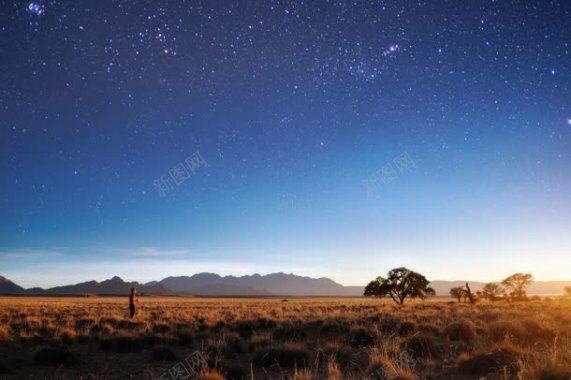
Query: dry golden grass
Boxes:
[{"xmin": 0, "ymin": 296, "xmax": 570, "ymax": 379}]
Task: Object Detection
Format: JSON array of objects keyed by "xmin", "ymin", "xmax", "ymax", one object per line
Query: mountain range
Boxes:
[{"xmin": 0, "ymin": 274, "xmax": 569, "ymax": 296}]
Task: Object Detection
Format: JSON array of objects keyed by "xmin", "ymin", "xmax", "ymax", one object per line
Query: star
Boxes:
[{"xmin": 27, "ymin": 2, "xmax": 44, "ymax": 16}]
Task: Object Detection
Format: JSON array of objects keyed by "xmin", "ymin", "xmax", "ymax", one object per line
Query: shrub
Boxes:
[
  {"xmin": 401, "ymin": 334, "xmax": 439, "ymax": 358},
  {"xmin": 272, "ymin": 322, "xmax": 306, "ymax": 341},
  {"xmin": 519, "ymin": 319, "xmax": 557, "ymax": 343},
  {"xmin": 378, "ymin": 316, "xmax": 401, "ymax": 333},
  {"xmin": 74, "ymin": 318, "xmax": 95, "ymax": 331},
  {"xmin": 320, "ymin": 318, "xmax": 351, "ymax": 335},
  {"xmin": 487, "ymin": 321, "xmax": 526, "ymax": 342},
  {"xmin": 256, "ymin": 317, "xmax": 277, "ymax": 329},
  {"xmin": 253, "ymin": 346, "xmax": 309, "ymax": 368},
  {"xmin": 444, "ymin": 320, "xmax": 476, "ymax": 342},
  {"xmin": 348, "ymin": 327, "xmax": 375, "ymax": 347},
  {"xmin": 317, "ymin": 343, "xmax": 352, "ymax": 369},
  {"xmin": 366, "ymin": 355, "xmax": 395, "ymax": 380},
  {"xmin": 397, "ymin": 321, "xmax": 417, "ymax": 336},
  {"xmin": 152, "ymin": 323, "xmax": 171, "ymax": 334},
  {"xmin": 59, "ymin": 328, "xmax": 77, "ymax": 344},
  {"xmin": 212, "ymin": 321, "xmax": 227, "ymax": 332},
  {"xmin": 458, "ymin": 346, "xmax": 521, "ymax": 375},
  {"xmin": 235, "ymin": 321, "xmax": 255, "ymax": 339},
  {"xmin": 225, "ymin": 333, "xmax": 243, "ymax": 354},
  {"xmin": 222, "ymin": 366, "xmax": 247, "ymax": 380},
  {"xmin": 418, "ymin": 323, "xmax": 440, "ymax": 336}
]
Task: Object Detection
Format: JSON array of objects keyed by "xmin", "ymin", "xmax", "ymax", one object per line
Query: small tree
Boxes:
[
  {"xmin": 481, "ymin": 282, "xmax": 504, "ymax": 301},
  {"xmin": 364, "ymin": 267, "xmax": 435, "ymax": 305},
  {"xmin": 501, "ymin": 273, "xmax": 533, "ymax": 301},
  {"xmin": 564, "ymin": 286, "xmax": 571, "ymax": 297},
  {"xmin": 450, "ymin": 286, "xmax": 466, "ymax": 303}
]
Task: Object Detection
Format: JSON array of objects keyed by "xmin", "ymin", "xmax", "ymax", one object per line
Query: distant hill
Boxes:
[
  {"xmin": 0, "ymin": 274, "xmax": 570, "ymax": 297},
  {"xmin": 188, "ymin": 284, "xmax": 273, "ymax": 296},
  {"xmin": 159, "ymin": 272, "xmax": 362, "ymax": 296},
  {"xmin": 0, "ymin": 275, "xmax": 26, "ymax": 294},
  {"xmin": 0, "ymin": 276, "xmax": 172, "ymax": 295}
]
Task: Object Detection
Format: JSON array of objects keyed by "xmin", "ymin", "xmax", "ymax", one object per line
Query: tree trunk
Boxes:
[{"xmin": 465, "ymin": 282, "xmax": 476, "ymax": 304}]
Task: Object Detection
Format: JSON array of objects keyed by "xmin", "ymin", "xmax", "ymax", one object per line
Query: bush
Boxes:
[
  {"xmin": 235, "ymin": 321, "xmax": 255, "ymax": 339},
  {"xmin": 59, "ymin": 328, "xmax": 77, "ymax": 344},
  {"xmin": 317, "ymin": 343, "xmax": 352, "ymax": 369},
  {"xmin": 487, "ymin": 321, "xmax": 526, "ymax": 342},
  {"xmin": 152, "ymin": 323, "xmax": 171, "ymax": 334},
  {"xmin": 348, "ymin": 327, "xmax": 375, "ymax": 347},
  {"xmin": 256, "ymin": 318, "xmax": 277, "ymax": 329},
  {"xmin": 225, "ymin": 333, "xmax": 243, "ymax": 354},
  {"xmin": 487, "ymin": 320, "xmax": 556, "ymax": 344},
  {"xmin": 378, "ymin": 316, "xmax": 401, "ymax": 332},
  {"xmin": 320, "ymin": 318, "xmax": 351, "ymax": 335},
  {"xmin": 401, "ymin": 334, "xmax": 439, "ymax": 358},
  {"xmin": 272, "ymin": 322, "xmax": 306, "ymax": 341},
  {"xmin": 459, "ymin": 347, "xmax": 521, "ymax": 375},
  {"xmin": 74, "ymin": 318, "xmax": 95, "ymax": 331},
  {"xmin": 397, "ymin": 321, "xmax": 417, "ymax": 336},
  {"xmin": 253, "ymin": 346, "xmax": 309, "ymax": 368},
  {"xmin": 418, "ymin": 323, "xmax": 440, "ymax": 336},
  {"xmin": 222, "ymin": 366, "xmax": 247, "ymax": 380},
  {"xmin": 519, "ymin": 319, "xmax": 557, "ymax": 343},
  {"xmin": 444, "ymin": 320, "xmax": 476, "ymax": 342}
]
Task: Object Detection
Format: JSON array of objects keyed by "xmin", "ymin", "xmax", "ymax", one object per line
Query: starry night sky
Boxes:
[{"xmin": 1, "ymin": 0, "xmax": 570, "ymax": 287}]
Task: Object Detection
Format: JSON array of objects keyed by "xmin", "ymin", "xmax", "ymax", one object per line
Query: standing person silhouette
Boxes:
[{"xmin": 129, "ymin": 287, "xmax": 137, "ymax": 318}]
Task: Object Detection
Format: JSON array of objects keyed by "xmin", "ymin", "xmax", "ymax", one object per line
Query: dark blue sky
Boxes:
[{"xmin": 1, "ymin": 0, "xmax": 570, "ymax": 287}]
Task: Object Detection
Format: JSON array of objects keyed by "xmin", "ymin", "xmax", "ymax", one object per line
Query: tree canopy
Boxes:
[
  {"xmin": 449, "ymin": 286, "xmax": 466, "ymax": 302},
  {"xmin": 364, "ymin": 267, "xmax": 435, "ymax": 305},
  {"xmin": 501, "ymin": 273, "xmax": 533, "ymax": 300},
  {"xmin": 481, "ymin": 282, "xmax": 504, "ymax": 301}
]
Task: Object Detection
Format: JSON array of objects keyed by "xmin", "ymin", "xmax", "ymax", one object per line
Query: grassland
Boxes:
[{"xmin": 0, "ymin": 296, "xmax": 570, "ymax": 379}]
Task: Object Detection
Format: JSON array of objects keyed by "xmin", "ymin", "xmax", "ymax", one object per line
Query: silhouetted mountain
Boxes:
[
  {"xmin": 0, "ymin": 275, "xmax": 172, "ymax": 295},
  {"xmin": 1, "ymin": 274, "xmax": 570, "ymax": 297},
  {"xmin": 0, "ymin": 275, "xmax": 26, "ymax": 294},
  {"xmin": 160, "ymin": 272, "xmax": 363, "ymax": 296},
  {"xmin": 43, "ymin": 276, "xmax": 173, "ymax": 295},
  {"xmin": 189, "ymin": 284, "xmax": 273, "ymax": 296}
]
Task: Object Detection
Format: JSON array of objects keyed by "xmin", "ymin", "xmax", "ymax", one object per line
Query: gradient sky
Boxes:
[{"xmin": 1, "ymin": 0, "xmax": 570, "ymax": 288}]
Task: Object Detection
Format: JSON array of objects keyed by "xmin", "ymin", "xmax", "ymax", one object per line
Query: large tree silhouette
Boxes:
[
  {"xmin": 449, "ymin": 286, "xmax": 466, "ymax": 303},
  {"xmin": 481, "ymin": 282, "xmax": 504, "ymax": 301},
  {"xmin": 364, "ymin": 267, "xmax": 435, "ymax": 305},
  {"xmin": 501, "ymin": 273, "xmax": 533, "ymax": 301}
]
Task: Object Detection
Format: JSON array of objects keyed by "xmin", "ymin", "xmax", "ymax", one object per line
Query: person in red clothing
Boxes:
[{"xmin": 129, "ymin": 287, "xmax": 137, "ymax": 318}]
